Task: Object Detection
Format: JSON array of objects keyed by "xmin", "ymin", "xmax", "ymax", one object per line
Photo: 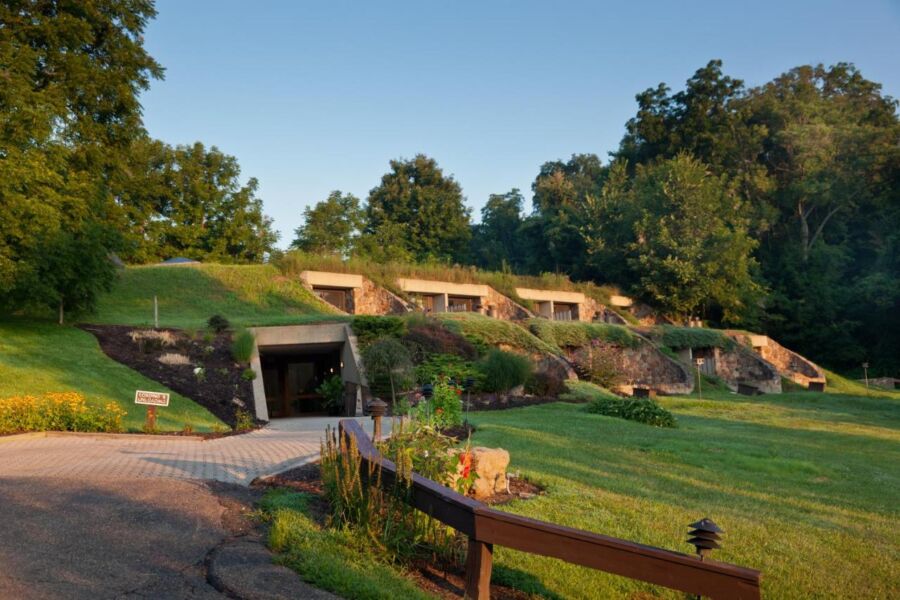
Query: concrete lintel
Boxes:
[
  {"xmin": 396, "ymin": 278, "xmax": 489, "ymax": 298},
  {"xmin": 515, "ymin": 287, "xmax": 585, "ymax": 305},
  {"xmin": 609, "ymin": 295, "xmax": 634, "ymax": 307},
  {"xmin": 299, "ymin": 270, "xmax": 364, "ymax": 289}
]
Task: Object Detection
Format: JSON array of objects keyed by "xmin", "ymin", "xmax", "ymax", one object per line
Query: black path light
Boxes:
[
  {"xmin": 687, "ymin": 518, "xmax": 723, "ymax": 561},
  {"xmin": 463, "ymin": 376, "xmax": 475, "ymax": 426}
]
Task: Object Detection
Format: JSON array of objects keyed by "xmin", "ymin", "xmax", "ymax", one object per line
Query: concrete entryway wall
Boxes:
[{"xmin": 247, "ymin": 323, "xmax": 368, "ymax": 421}]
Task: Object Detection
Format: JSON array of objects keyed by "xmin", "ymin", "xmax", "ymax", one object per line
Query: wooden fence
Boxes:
[{"xmin": 338, "ymin": 419, "xmax": 761, "ymax": 599}]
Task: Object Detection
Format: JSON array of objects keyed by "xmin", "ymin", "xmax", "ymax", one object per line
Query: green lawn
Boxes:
[
  {"xmin": 0, "ymin": 319, "xmax": 224, "ymax": 432},
  {"xmin": 88, "ymin": 264, "xmax": 342, "ymax": 328},
  {"xmin": 469, "ymin": 390, "xmax": 900, "ymax": 599}
]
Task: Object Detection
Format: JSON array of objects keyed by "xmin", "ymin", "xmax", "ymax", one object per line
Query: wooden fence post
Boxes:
[{"xmin": 464, "ymin": 537, "xmax": 493, "ymax": 600}]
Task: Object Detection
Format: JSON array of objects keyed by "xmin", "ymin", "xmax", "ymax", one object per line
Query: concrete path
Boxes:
[
  {"xmin": 0, "ymin": 478, "xmax": 337, "ymax": 599},
  {"xmin": 0, "ymin": 417, "xmax": 387, "ymax": 485}
]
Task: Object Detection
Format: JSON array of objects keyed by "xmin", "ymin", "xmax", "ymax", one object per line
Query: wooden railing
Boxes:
[{"xmin": 338, "ymin": 419, "xmax": 761, "ymax": 600}]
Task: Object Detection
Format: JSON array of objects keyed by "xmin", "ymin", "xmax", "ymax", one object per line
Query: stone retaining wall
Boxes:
[
  {"xmin": 727, "ymin": 332, "xmax": 825, "ymax": 387},
  {"xmin": 353, "ymin": 278, "xmax": 411, "ymax": 315}
]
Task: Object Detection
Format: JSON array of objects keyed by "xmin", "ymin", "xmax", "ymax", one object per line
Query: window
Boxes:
[{"xmin": 314, "ymin": 287, "xmax": 350, "ymax": 312}]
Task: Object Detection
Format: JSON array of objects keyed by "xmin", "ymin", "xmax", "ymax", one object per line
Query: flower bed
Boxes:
[{"xmin": 0, "ymin": 392, "xmax": 126, "ymax": 434}]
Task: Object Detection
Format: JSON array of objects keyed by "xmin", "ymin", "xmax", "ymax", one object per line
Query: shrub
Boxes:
[
  {"xmin": 241, "ymin": 367, "xmax": 257, "ymax": 381},
  {"xmin": 586, "ymin": 397, "xmax": 677, "ymax": 428},
  {"xmin": 316, "ymin": 375, "xmax": 345, "ymax": 414},
  {"xmin": 231, "ymin": 329, "xmax": 256, "ymax": 363},
  {"xmin": 424, "ymin": 378, "xmax": 463, "ymax": 428},
  {"xmin": 350, "ymin": 316, "xmax": 406, "ymax": 348},
  {"xmin": 402, "ymin": 319, "xmax": 477, "ymax": 360},
  {"xmin": 0, "ymin": 393, "xmax": 126, "ymax": 434},
  {"xmin": 207, "ymin": 314, "xmax": 231, "ymax": 333},
  {"xmin": 234, "ymin": 409, "xmax": 255, "ymax": 432},
  {"xmin": 413, "ymin": 353, "xmax": 482, "ymax": 388},
  {"xmin": 528, "ymin": 319, "xmax": 640, "ymax": 350},
  {"xmin": 360, "ymin": 337, "xmax": 414, "ymax": 405},
  {"xmin": 525, "ymin": 370, "xmax": 566, "ymax": 397},
  {"xmin": 477, "ymin": 349, "xmax": 533, "ymax": 393}
]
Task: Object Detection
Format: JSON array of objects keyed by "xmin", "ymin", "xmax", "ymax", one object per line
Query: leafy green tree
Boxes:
[
  {"xmin": 116, "ymin": 141, "xmax": 278, "ymax": 263},
  {"xmin": 365, "ymin": 155, "xmax": 471, "ymax": 262},
  {"xmin": 292, "ymin": 191, "xmax": 363, "ymax": 257},
  {"xmin": 0, "ymin": 0, "xmax": 162, "ymax": 316},
  {"xmin": 470, "ymin": 189, "xmax": 526, "ymax": 271},
  {"xmin": 529, "ymin": 154, "xmax": 607, "ymax": 276}
]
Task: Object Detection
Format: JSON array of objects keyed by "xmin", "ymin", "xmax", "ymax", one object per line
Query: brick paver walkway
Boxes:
[{"xmin": 0, "ymin": 417, "xmax": 383, "ymax": 485}]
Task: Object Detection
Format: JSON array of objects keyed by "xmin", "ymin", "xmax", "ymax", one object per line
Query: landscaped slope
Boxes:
[
  {"xmin": 89, "ymin": 264, "xmax": 342, "ymax": 329},
  {"xmin": 470, "ymin": 389, "xmax": 900, "ymax": 599},
  {"xmin": 0, "ymin": 320, "xmax": 224, "ymax": 432},
  {"xmin": 436, "ymin": 313, "xmax": 559, "ymax": 355}
]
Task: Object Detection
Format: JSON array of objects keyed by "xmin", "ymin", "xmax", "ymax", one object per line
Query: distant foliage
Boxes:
[
  {"xmin": 414, "ymin": 354, "xmax": 481, "ymax": 389},
  {"xmin": 231, "ymin": 329, "xmax": 256, "ymax": 363},
  {"xmin": 477, "ymin": 349, "xmax": 533, "ymax": 393},
  {"xmin": 0, "ymin": 393, "xmax": 126, "ymax": 434},
  {"xmin": 586, "ymin": 397, "xmax": 677, "ymax": 428},
  {"xmin": 207, "ymin": 314, "xmax": 231, "ymax": 333}
]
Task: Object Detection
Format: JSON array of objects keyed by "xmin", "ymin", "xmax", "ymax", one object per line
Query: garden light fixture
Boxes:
[{"xmin": 687, "ymin": 518, "xmax": 723, "ymax": 561}]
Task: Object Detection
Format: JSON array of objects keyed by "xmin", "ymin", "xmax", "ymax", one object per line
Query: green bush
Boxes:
[
  {"xmin": 360, "ymin": 337, "xmax": 414, "ymax": 404},
  {"xmin": 413, "ymin": 353, "xmax": 482, "ymax": 388},
  {"xmin": 477, "ymin": 349, "xmax": 533, "ymax": 393},
  {"xmin": 231, "ymin": 329, "xmax": 255, "ymax": 363},
  {"xmin": 241, "ymin": 367, "xmax": 257, "ymax": 381},
  {"xmin": 350, "ymin": 316, "xmax": 406, "ymax": 348},
  {"xmin": 207, "ymin": 314, "xmax": 231, "ymax": 333},
  {"xmin": 316, "ymin": 375, "xmax": 345, "ymax": 414},
  {"xmin": 426, "ymin": 379, "xmax": 463, "ymax": 428},
  {"xmin": 586, "ymin": 397, "xmax": 677, "ymax": 428}
]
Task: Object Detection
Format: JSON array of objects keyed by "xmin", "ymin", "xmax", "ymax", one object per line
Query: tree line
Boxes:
[{"xmin": 2, "ymin": 2, "xmax": 897, "ymax": 374}]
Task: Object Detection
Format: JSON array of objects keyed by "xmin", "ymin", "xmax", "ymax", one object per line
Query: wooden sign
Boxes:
[
  {"xmin": 695, "ymin": 358, "xmax": 705, "ymax": 366},
  {"xmin": 135, "ymin": 390, "xmax": 170, "ymax": 407}
]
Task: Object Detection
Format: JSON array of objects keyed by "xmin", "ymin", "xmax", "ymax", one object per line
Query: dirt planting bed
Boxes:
[{"xmin": 81, "ymin": 324, "xmax": 255, "ymax": 428}]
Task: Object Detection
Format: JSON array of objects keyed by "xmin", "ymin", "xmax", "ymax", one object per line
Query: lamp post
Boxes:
[
  {"xmin": 862, "ymin": 362, "xmax": 870, "ymax": 394},
  {"xmin": 687, "ymin": 517, "xmax": 723, "ymax": 600},
  {"xmin": 421, "ymin": 383, "xmax": 434, "ymax": 422},
  {"xmin": 367, "ymin": 398, "xmax": 388, "ymax": 441},
  {"xmin": 463, "ymin": 376, "xmax": 475, "ymax": 427},
  {"xmin": 695, "ymin": 357, "xmax": 705, "ymax": 399}
]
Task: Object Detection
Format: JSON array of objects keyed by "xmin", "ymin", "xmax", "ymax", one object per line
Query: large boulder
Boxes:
[{"xmin": 450, "ymin": 447, "xmax": 510, "ymax": 500}]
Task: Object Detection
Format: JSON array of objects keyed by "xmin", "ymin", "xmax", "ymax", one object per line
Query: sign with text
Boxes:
[{"xmin": 135, "ymin": 390, "xmax": 170, "ymax": 407}]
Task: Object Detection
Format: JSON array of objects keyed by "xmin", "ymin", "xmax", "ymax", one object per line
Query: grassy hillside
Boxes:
[
  {"xmin": 470, "ymin": 388, "xmax": 900, "ymax": 598},
  {"xmin": 89, "ymin": 264, "xmax": 343, "ymax": 328},
  {"xmin": 527, "ymin": 319, "xmax": 641, "ymax": 350},
  {"xmin": 436, "ymin": 313, "xmax": 559, "ymax": 355},
  {"xmin": 0, "ymin": 320, "xmax": 224, "ymax": 432}
]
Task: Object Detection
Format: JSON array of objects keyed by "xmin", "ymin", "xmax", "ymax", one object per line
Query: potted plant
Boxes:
[{"xmin": 316, "ymin": 375, "xmax": 345, "ymax": 416}]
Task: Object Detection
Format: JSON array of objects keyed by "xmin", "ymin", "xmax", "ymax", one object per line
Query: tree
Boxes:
[
  {"xmin": 292, "ymin": 191, "xmax": 364, "ymax": 257},
  {"xmin": 470, "ymin": 189, "xmax": 526, "ymax": 271},
  {"xmin": 0, "ymin": 0, "xmax": 162, "ymax": 315},
  {"xmin": 361, "ymin": 337, "xmax": 414, "ymax": 407},
  {"xmin": 529, "ymin": 154, "xmax": 607, "ymax": 276},
  {"xmin": 365, "ymin": 155, "xmax": 471, "ymax": 262},
  {"xmin": 116, "ymin": 141, "xmax": 278, "ymax": 263}
]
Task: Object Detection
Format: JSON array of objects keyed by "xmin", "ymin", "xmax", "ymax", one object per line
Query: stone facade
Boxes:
[
  {"xmin": 677, "ymin": 345, "xmax": 781, "ymax": 393},
  {"xmin": 727, "ymin": 332, "xmax": 826, "ymax": 387},
  {"xmin": 353, "ymin": 278, "xmax": 410, "ymax": 315},
  {"xmin": 484, "ymin": 287, "xmax": 532, "ymax": 320},
  {"xmin": 563, "ymin": 337, "xmax": 693, "ymax": 395}
]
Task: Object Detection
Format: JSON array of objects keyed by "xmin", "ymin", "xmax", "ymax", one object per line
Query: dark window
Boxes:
[{"xmin": 448, "ymin": 296, "xmax": 474, "ymax": 312}]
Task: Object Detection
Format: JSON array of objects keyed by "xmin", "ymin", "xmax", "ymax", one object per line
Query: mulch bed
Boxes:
[
  {"xmin": 80, "ymin": 324, "xmax": 256, "ymax": 428},
  {"xmin": 254, "ymin": 461, "xmax": 544, "ymax": 599}
]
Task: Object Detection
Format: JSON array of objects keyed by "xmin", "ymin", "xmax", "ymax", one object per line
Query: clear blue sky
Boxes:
[{"xmin": 140, "ymin": 0, "xmax": 900, "ymax": 247}]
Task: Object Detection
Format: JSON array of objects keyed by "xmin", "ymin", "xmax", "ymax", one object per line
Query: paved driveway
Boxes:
[{"xmin": 0, "ymin": 417, "xmax": 382, "ymax": 485}]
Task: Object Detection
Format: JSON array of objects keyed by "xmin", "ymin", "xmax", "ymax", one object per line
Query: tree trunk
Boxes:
[
  {"xmin": 799, "ymin": 203, "xmax": 811, "ymax": 263},
  {"xmin": 58, "ymin": 299, "xmax": 64, "ymax": 325}
]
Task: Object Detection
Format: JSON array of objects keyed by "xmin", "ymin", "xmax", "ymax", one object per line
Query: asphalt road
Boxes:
[{"xmin": 0, "ymin": 477, "xmax": 245, "ymax": 599}]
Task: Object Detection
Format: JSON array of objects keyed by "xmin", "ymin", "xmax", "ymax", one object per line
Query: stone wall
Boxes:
[
  {"xmin": 352, "ymin": 278, "xmax": 411, "ymax": 315},
  {"xmin": 485, "ymin": 288, "xmax": 532, "ymax": 320},
  {"xmin": 728, "ymin": 332, "xmax": 825, "ymax": 387},
  {"xmin": 712, "ymin": 346, "xmax": 781, "ymax": 393},
  {"xmin": 563, "ymin": 338, "xmax": 693, "ymax": 395}
]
